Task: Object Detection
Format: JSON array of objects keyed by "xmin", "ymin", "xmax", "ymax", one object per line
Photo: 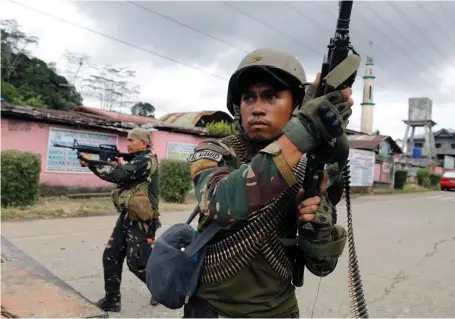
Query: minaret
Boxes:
[{"xmin": 360, "ymin": 52, "xmax": 376, "ymax": 135}]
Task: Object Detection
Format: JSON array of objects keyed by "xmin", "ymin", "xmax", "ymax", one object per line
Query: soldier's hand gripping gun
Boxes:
[
  {"xmin": 53, "ymin": 139, "xmax": 134, "ymax": 166},
  {"xmin": 291, "ymin": 2, "xmax": 369, "ymax": 318}
]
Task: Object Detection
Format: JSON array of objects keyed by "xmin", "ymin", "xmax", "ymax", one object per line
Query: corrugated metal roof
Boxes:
[
  {"xmin": 348, "ymin": 134, "xmax": 402, "ymax": 154},
  {"xmin": 159, "ymin": 111, "xmax": 233, "ymax": 128},
  {"xmin": 72, "ymin": 106, "xmax": 160, "ymax": 125}
]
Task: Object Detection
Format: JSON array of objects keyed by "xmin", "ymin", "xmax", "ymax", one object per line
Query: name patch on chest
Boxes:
[{"xmin": 187, "ymin": 150, "xmax": 223, "ymax": 162}]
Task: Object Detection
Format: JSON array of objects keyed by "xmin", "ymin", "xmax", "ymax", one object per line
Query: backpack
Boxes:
[{"xmin": 145, "ymin": 206, "xmax": 221, "ymax": 309}]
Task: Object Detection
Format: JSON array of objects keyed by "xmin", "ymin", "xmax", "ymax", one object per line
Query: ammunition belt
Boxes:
[{"xmin": 201, "ymin": 152, "xmax": 308, "ymax": 285}]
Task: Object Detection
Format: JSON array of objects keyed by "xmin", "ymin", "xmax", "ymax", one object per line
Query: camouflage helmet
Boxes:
[{"xmin": 226, "ymin": 48, "xmax": 308, "ymax": 120}]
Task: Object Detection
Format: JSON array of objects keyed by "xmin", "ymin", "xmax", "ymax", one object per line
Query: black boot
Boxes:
[{"xmin": 97, "ymin": 296, "xmax": 121, "ymax": 312}]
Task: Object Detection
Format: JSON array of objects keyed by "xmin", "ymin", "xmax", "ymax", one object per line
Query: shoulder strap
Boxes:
[
  {"xmin": 184, "ymin": 222, "xmax": 221, "ymax": 257},
  {"xmin": 183, "ymin": 206, "xmax": 221, "ymax": 257}
]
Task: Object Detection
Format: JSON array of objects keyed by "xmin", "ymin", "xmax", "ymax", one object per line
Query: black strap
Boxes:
[{"xmin": 184, "ymin": 206, "xmax": 221, "ymax": 257}]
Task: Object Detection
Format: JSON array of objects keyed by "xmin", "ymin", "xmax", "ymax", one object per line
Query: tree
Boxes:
[
  {"xmin": 1, "ymin": 20, "xmax": 83, "ymax": 110},
  {"xmin": 80, "ymin": 65, "xmax": 141, "ymax": 112},
  {"xmin": 1, "ymin": 19, "xmax": 39, "ymax": 82},
  {"xmin": 131, "ymin": 102, "xmax": 155, "ymax": 117}
]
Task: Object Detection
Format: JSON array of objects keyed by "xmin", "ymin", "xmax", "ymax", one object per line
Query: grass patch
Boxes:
[
  {"xmin": 1, "ymin": 195, "xmax": 197, "ymax": 221},
  {"xmin": 396, "ymin": 183, "xmax": 436, "ymax": 193}
]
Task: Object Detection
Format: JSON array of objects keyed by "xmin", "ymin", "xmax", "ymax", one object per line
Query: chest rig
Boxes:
[
  {"xmin": 112, "ymin": 153, "xmax": 160, "ymax": 221},
  {"xmin": 200, "ymin": 135, "xmax": 308, "ymax": 285}
]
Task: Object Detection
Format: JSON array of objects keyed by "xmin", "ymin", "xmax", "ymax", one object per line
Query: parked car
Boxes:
[{"xmin": 440, "ymin": 171, "xmax": 455, "ymax": 191}]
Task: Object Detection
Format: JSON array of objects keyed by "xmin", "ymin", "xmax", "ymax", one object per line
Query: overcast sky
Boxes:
[{"xmin": 2, "ymin": 0, "xmax": 455, "ymax": 140}]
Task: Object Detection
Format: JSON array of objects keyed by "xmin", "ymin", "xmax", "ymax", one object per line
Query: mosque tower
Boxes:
[{"xmin": 360, "ymin": 48, "xmax": 376, "ymax": 135}]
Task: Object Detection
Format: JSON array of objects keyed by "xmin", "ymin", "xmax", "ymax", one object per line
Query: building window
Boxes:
[
  {"xmin": 369, "ymin": 86, "xmax": 372, "ymax": 100},
  {"xmin": 436, "ymin": 143, "xmax": 441, "ymax": 148},
  {"xmin": 415, "ymin": 142, "xmax": 423, "ymax": 148},
  {"xmin": 452, "ymin": 144, "xmax": 455, "ymax": 149}
]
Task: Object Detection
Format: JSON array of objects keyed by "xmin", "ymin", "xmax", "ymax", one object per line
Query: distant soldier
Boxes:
[
  {"xmin": 79, "ymin": 127, "xmax": 161, "ymax": 312},
  {"xmin": 184, "ymin": 48, "xmax": 353, "ymax": 317}
]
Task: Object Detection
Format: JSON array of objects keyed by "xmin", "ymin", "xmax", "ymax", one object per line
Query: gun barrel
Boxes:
[
  {"xmin": 53, "ymin": 143, "xmax": 73, "ymax": 149},
  {"xmin": 336, "ymin": 0, "xmax": 353, "ymax": 34}
]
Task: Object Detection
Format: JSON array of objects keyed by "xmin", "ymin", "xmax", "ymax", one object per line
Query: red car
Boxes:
[{"xmin": 441, "ymin": 171, "xmax": 455, "ymax": 191}]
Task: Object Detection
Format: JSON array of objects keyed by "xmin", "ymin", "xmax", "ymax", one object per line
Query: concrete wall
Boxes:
[{"xmin": 1, "ymin": 118, "xmax": 207, "ymax": 189}]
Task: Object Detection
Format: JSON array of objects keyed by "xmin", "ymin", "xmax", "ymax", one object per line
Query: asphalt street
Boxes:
[{"xmin": 2, "ymin": 191, "xmax": 455, "ymax": 318}]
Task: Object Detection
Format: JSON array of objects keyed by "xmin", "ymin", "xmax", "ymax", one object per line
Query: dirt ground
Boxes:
[{"xmin": 1, "ymin": 195, "xmax": 197, "ymax": 220}]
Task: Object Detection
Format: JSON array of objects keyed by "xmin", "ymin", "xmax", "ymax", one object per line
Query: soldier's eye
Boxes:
[{"xmin": 241, "ymin": 93, "xmax": 254, "ymax": 102}]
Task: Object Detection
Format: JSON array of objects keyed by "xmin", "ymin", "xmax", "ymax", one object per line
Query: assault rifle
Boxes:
[
  {"xmin": 53, "ymin": 139, "xmax": 134, "ymax": 166},
  {"xmin": 292, "ymin": 1, "xmax": 369, "ymax": 318}
]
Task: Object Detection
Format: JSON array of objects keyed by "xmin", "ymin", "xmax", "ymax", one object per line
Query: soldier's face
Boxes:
[
  {"xmin": 240, "ymin": 82, "xmax": 294, "ymax": 141},
  {"xmin": 127, "ymin": 137, "xmax": 147, "ymax": 153}
]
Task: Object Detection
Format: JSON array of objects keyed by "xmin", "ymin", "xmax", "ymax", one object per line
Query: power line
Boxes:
[
  {"xmin": 7, "ymin": 0, "xmax": 229, "ymax": 81},
  {"xmin": 352, "ymin": 8, "xmax": 436, "ymax": 89},
  {"xmin": 363, "ymin": 2, "xmax": 448, "ymax": 82},
  {"xmin": 414, "ymin": 1, "xmax": 455, "ymax": 45},
  {"xmin": 282, "ymin": 1, "xmax": 333, "ymax": 35},
  {"xmin": 220, "ymin": 1, "xmax": 323, "ymax": 57},
  {"xmin": 387, "ymin": 1, "xmax": 455, "ymax": 69},
  {"xmin": 126, "ymin": 1, "xmax": 250, "ymax": 54}
]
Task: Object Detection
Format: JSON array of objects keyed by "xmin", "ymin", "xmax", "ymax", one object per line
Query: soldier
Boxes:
[
  {"xmin": 184, "ymin": 48, "xmax": 354, "ymax": 318},
  {"xmin": 79, "ymin": 127, "xmax": 161, "ymax": 312}
]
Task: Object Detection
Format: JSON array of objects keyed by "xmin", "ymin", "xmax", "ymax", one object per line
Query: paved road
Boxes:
[{"xmin": 2, "ymin": 191, "xmax": 455, "ymax": 318}]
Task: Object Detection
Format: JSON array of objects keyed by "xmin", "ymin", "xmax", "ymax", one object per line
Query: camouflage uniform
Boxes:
[
  {"xmin": 183, "ymin": 49, "xmax": 349, "ymax": 318},
  {"xmin": 87, "ymin": 128, "xmax": 161, "ymax": 312}
]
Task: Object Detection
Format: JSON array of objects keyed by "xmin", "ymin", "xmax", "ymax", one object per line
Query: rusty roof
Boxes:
[
  {"xmin": 159, "ymin": 111, "xmax": 233, "ymax": 128},
  {"xmin": 0, "ymin": 104, "xmax": 134, "ymax": 133},
  {"xmin": 73, "ymin": 105, "xmax": 160, "ymax": 125},
  {"xmin": 347, "ymin": 134, "xmax": 402, "ymax": 154},
  {"xmin": 1, "ymin": 104, "xmax": 220, "ymax": 137}
]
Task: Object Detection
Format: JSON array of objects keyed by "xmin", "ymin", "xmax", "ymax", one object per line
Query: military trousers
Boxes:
[
  {"xmin": 183, "ymin": 298, "xmax": 300, "ymax": 318},
  {"xmin": 102, "ymin": 211, "xmax": 160, "ymax": 300}
]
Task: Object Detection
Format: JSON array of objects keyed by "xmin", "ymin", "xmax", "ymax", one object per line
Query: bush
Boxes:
[
  {"xmin": 416, "ymin": 168, "xmax": 430, "ymax": 186},
  {"xmin": 394, "ymin": 170, "xmax": 408, "ymax": 189},
  {"xmin": 429, "ymin": 173, "xmax": 442, "ymax": 187},
  {"xmin": 206, "ymin": 121, "xmax": 237, "ymax": 137},
  {"xmin": 159, "ymin": 159, "xmax": 192, "ymax": 203},
  {"xmin": 1, "ymin": 150, "xmax": 41, "ymax": 207}
]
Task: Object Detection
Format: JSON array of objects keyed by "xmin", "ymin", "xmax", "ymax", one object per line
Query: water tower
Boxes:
[{"xmin": 401, "ymin": 97, "xmax": 437, "ymax": 160}]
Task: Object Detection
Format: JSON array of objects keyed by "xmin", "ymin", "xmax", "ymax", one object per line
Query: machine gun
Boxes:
[
  {"xmin": 53, "ymin": 139, "xmax": 134, "ymax": 166},
  {"xmin": 291, "ymin": 1, "xmax": 369, "ymax": 318}
]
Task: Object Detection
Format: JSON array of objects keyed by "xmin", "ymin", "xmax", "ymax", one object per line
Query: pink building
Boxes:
[{"xmin": 1, "ymin": 104, "xmax": 228, "ymax": 193}]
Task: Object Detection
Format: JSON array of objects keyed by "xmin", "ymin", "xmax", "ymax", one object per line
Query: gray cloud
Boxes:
[{"xmin": 4, "ymin": 0, "xmax": 455, "ymax": 139}]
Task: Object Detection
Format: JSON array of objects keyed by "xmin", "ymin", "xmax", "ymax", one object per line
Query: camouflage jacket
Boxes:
[
  {"xmin": 88, "ymin": 150, "xmax": 157, "ymax": 189},
  {"xmin": 189, "ymin": 134, "xmax": 343, "ymax": 231}
]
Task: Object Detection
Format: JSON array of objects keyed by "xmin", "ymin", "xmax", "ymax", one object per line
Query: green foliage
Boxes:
[
  {"xmin": 131, "ymin": 102, "xmax": 155, "ymax": 117},
  {"xmin": 416, "ymin": 168, "xmax": 430, "ymax": 186},
  {"xmin": 1, "ymin": 21, "xmax": 83, "ymax": 110},
  {"xmin": 1, "ymin": 150, "xmax": 41, "ymax": 207},
  {"xmin": 394, "ymin": 170, "xmax": 408, "ymax": 190},
  {"xmin": 206, "ymin": 121, "xmax": 237, "ymax": 137},
  {"xmin": 429, "ymin": 173, "xmax": 442, "ymax": 187},
  {"xmin": 159, "ymin": 159, "xmax": 192, "ymax": 203},
  {"xmin": 1, "ymin": 81, "xmax": 21, "ymax": 101}
]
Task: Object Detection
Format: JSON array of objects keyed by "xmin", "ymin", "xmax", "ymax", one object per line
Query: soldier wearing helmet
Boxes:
[
  {"xmin": 79, "ymin": 127, "xmax": 162, "ymax": 311},
  {"xmin": 184, "ymin": 48, "xmax": 353, "ymax": 318}
]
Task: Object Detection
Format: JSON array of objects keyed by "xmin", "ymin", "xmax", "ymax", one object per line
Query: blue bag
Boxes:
[{"xmin": 145, "ymin": 207, "xmax": 221, "ymax": 309}]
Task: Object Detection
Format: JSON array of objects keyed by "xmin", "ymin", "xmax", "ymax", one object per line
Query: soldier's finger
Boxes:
[
  {"xmin": 342, "ymin": 87, "xmax": 352, "ymax": 100},
  {"xmin": 299, "ymin": 196, "xmax": 321, "ymax": 209},
  {"xmin": 312, "ymin": 72, "xmax": 321, "ymax": 88},
  {"xmin": 299, "ymin": 207, "xmax": 317, "ymax": 222}
]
